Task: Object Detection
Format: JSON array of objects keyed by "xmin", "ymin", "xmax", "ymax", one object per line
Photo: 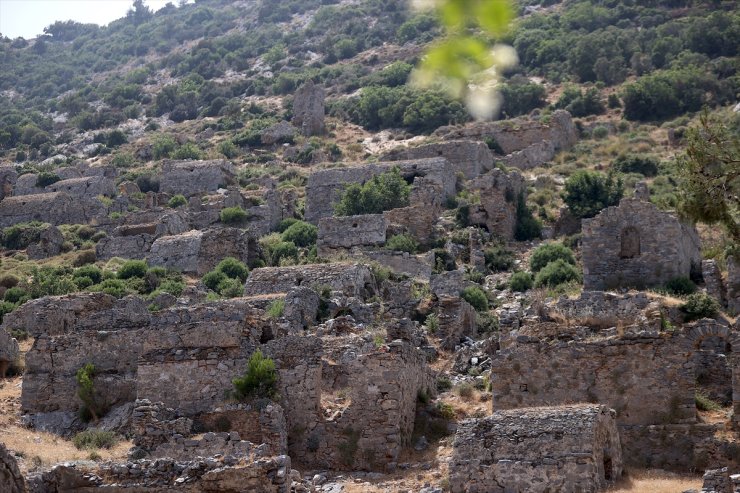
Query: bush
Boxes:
[
  {"xmin": 281, "ymin": 221, "xmax": 318, "ymax": 248},
  {"xmin": 0, "ymin": 274, "xmax": 20, "ymax": 289},
  {"xmin": 232, "ymin": 349, "xmax": 277, "ymax": 400},
  {"xmin": 75, "ymin": 265, "xmax": 103, "ymax": 284},
  {"xmin": 220, "ymin": 206, "xmax": 248, "ymax": 224},
  {"xmin": 117, "ymin": 260, "xmax": 148, "ymax": 279},
  {"xmin": 534, "ymin": 259, "xmax": 582, "ymax": 288},
  {"xmin": 514, "ymin": 192, "xmax": 542, "ymax": 241},
  {"xmin": 681, "ymin": 293, "xmax": 719, "ymax": 321},
  {"xmin": 484, "ymin": 244, "xmax": 514, "ymax": 272},
  {"xmin": 76, "ymin": 363, "xmax": 105, "ymax": 421},
  {"xmin": 664, "ymin": 277, "xmax": 697, "ymax": 296},
  {"xmin": 36, "ymin": 171, "xmax": 61, "ymax": 188},
  {"xmin": 695, "ymin": 391, "xmax": 722, "ymax": 412},
  {"xmin": 425, "ymin": 313, "xmax": 439, "ymax": 333},
  {"xmin": 216, "ymin": 257, "xmax": 249, "ymax": 282},
  {"xmin": 461, "ymin": 286, "xmax": 489, "ymax": 312},
  {"xmin": 157, "ymin": 278, "xmax": 185, "ymax": 297},
  {"xmin": 334, "ymin": 167, "xmax": 410, "ymax": 216},
  {"xmin": 509, "ymin": 271, "xmax": 533, "ymax": 292},
  {"xmin": 172, "ymin": 142, "xmax": 203, "ymax": 160},
  {"xmin": 202, "ymin": 270, "xmax": 227, "ymax": 291},
  {"xmin": 217, "ymin": 277, "xmax": 244, "ymax": 298},
  {"xmin": 2, "ymin": 221, "xmax": 47, "ymax": 250},
  {"xmin": 385, "ymin": 234, "xmax": 418, "ymax": 253},
  {"xmin": 455, "ymin": 382, "xmax": 475, "ymax": 401},
  {"xmin": 270, "ymin": 241, "xmax": 299, "ymax": 265},
  {"xmin": 613, "ymin": 154, "xmax": 659, "ymax": 177},
  {"xmin": 530, "ymin": 243, "xmax": 576, "ymax": 273},
  {"xmin": 563, "ymin": 170, "xmax": 623, "ymax": 219},
  {"xmin": 74, "ymin": 249, "xmax": 97, "ymax": 267},
  {"xmin": 91, "ymin": 278, "xmax": 130, "ymax": 298},
  {"xmin": 4, "ymin": 287, "xmax": 29, "ymax": 304},
  {"xmin": 72, "ymin": 430, "xmax": 118, "ymax": 450},
  {"xmin": 276, "ymin": 218, "xmax": 299, "ymax": 233},
  {"xmin": 0, "ymin": 301, "xmax": 16, "ymax": 324},
  {"xmin": 267, "ymin": 299, "xmax": 285, "ymax": 319},
  {"xmin": 167, "ymin": 194, "xmax": 187, "ymax": 208}
]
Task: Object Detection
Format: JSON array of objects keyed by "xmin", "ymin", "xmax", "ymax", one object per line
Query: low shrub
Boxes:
[
  {"xmin": 167, "ymin": 194, "xmax": 187, "ymax": 208},
  {"xmin": 267, "ymin": 299, "xmax": 285, "ymax": 319},
  {"xmin": 215, "ymin": 257, "xmax": 249, "ymax": 282},
  {"xmin": 514, "ymin": 192, "xmax": 542, "ymax": 241},
  {"xmin": 681, "ymin": 293, "xmax": 719, "ymax": 321},
  {"xmin": 202, "ymin": 270, "xmax": 227, "ymax": 291},
  {"xmin": 117, "ymin": 260, "xmax": 148, "ymax": 279},
  {"xmin": 455, "ymin": 382, "xmax": 475, "ymax": 401},
  {"xmin": 530, "ymin": 243, "xmax": 576, "ymax": 273},
  {"xmin": 695, "ymin": 391, "xmax": 722, "ymax": 412},
  {"xmin": 232, "ymin": 349, "xmax": 277, "ymax": 400},
  {"xmin": 36, "ymin": 171, "xmax": 61, "ymax": 188},
  {"xmin": 220, "ymin": 206, "xmax": 248, "ymax": 224},
  {"xmin": 534, "ymin": 259, "xmax": 582, "ymax": 288},
  {"xmin": 217, "ymin": 277, "xmax": 243, "ymax": 298},
  {"xmin": 385, "ymin": 234, "xmax": 418, "ymax": 253},
  {"xmin": 91, "ymin": 278, "xmax": 130, "ymax": 298},
  {"xmin": 484, "ymin": 244, "xmax": 514, "ymax": 272},
  {"xmin": 276, "ymin": 218, "xmax": 299, "ymax": 233},
  {"xmin": 509, "ymin": 271, "xmax": 533, "ymax": 292},
  {"xmin": 281, "ymin": 221, "xmax": 317, "ymax": 247},
  {"xmin": 664, "ymin": 276, "xmax": 697, "ymax": 296},
  {"xmin": 4, "ymin": 287, "xmax": 29, "ymax": 304},
  {"xmin": 425, "ymin": 313, "xmax": 439, "ymax": 333},
  {"xmin": 76, "ymin": 363, "xmax": 105, "ymax": 421},
  {"xmin": 270, "ymin": 241, "xmax": 298, "ymax": 265},
  {"xmin": 72, "ymin": 430, "xmax": 118, "ymax": 450},
  {"xmin": 613, "ymin": 154, "xmax": 659, "ymax": 177},
  {"xmin": 461, "ymin": 286, "xmax": 489, "ymax": 312}
]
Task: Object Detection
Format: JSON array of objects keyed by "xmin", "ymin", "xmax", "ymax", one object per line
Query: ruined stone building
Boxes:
[
  {"xmin": 160, "ymin": 159, "xmax": 237, "ymax": 197},
  {"xmin": 450, "ymin": 404, "xmax": 623, "ymax": 493},
  {"xmin": 292, "ymin": 80, "xmax": 325, "ymax": 137},
  {"xmin": 582, "ymin": 195, "xmax": 701, "ymax": 290}
]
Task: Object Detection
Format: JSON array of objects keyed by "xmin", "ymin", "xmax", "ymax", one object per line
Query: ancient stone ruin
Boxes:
[{"xmin": 292, "ymin": 80, "xmax": 326, "ymax": 137}]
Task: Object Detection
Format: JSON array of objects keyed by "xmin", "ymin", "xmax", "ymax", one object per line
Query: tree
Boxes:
[
  {"xmin": 677, "ymin": 112, "xmax": 739, "ymax": 243},
  {"xmin": 563, "ymin": 170, "xmax": 623, "ymax": 219},
  {"xmin": 334, "ymin": 167, "xmax": 411, "ymax": 216},
  {"xmin": 127, "ymin": 0, "xmax": 153, "ymax": 25}
]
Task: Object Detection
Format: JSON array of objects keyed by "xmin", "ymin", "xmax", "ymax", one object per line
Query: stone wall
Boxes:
[
  {"xmin": 467, "ymin": 168, "xmax": 524, "ymax": 239},
  {"xmin": 381, "ymin": 140, "xmax": 493, "ymax": 179},
  {"xmin": 0, "ymin": 443, "xmax": 25, "ymax": 493},
  {"xmin": 46, "ymin": 175, "xmax": 116, "ymax": 197},
  {"xmin": 582, "ymin": 197, "xmax": 702, "ymax": 290},
  {"xmin": 147, "ymin": 228, "xmax": 256, "ymax": 275},
  {"xmin": 304, "ymin": 158, "xmax": 456, "ymax": 224},
  {"xmin": 383, "ymin": 177, "xmax": 444, "ymax": 243},
  {"xmin": 433, "ymin": 109, "xmax": 578, "ymax": 155},
  {"xmin": 292, "ymin": 80, "xmax": 325, "ymax": 136},
  {"xmin": 449, "ymin": 404, "xmax": 623, "ymax": 493},
  {"xmin": 0, "ymin": 192, "xmax": 107, "ymax": 227},
  {"xmin": 317, "ymin": 214, "xmax": 387, "ymax": 256},
  {"xmin": 0, "ymin": 165, "xmax": 17, "ymax": 201},
  {"xmin": 435, "ymin": 296, "xmax": 477, "ymax": 350},
  {"xmin": 728, "ymin": 256, "xmax": 740, "ymax": 316},
  {"xmin": 498, "ymin": 139, "xmax": 556, "ymax": 170},
  {"xmin": 160, "ymin": 160, "xmax": 236, "ymax": 197},
  {"xmin": 244, "ymin": 263, "xmax": 377, "ymax": 299},
  {"xmin": 362, "ymin": 250, "xmax": 434, "ymax": 281},
  {"xmin": 0, "ymin": 327, "xmax": 19, "ymax": 378}
]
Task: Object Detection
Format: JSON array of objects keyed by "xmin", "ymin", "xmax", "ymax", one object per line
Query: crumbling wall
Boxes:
[
  {"xmin": 244, "ymin": 263, "xmax": 377, "ymax": 299},
  {"xmin": 46, "ymin": 176, "xmax": 115, "ymax": 197},
  {"xmin": 582, "ymin": 197, "xmax": 702, "ymax": 290},
  {"xmin": 0, "ymin": 192, "xmax": 107, "ymax": 227},
  {"xmin": 292, "ymin": 80, "xmax": 325, "ymax": 136},
  {"xmin": 435, "ymin": 296, "xmax": 477, "ymax": 350},
  {"xmin": 467, "ymin": 168, "xmax": 524, "ymax": 239},
  {"xmin": 0, "ymin": 327, "xmax": 19, "ymax": 378},
  {"xmin": 317, "ymin": 214, "xmax": 387, "ymax": 256},
  {"xmin": 449, "ymin": 404, "xmax": 622, "ymax": 493},
  {"xmin": 381, "ymin": 140, "xmax": 493, "ymax": 179},
  {"xmin": 0, "ymin": 443, "xmax": 25, "ymax": 493},
  {"xmin": 160, "ymin": 159, "xmax": 236, "ymax": 197}
]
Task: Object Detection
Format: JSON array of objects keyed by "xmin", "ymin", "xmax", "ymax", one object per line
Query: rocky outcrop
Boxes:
[
  {"xmin": 160, "ymin": 160, "xmax": 236, "ymax": 197},
  {"xmin": 261, "ymin": 120, "xmax": 295, "ymax": 145},
  {"xmin": 244, "ymin": 263, "xmax": 377, "ymax": 299},
  {"xmin": 292, "ymin": 80, "xmax": 325, "ymax": 136},
  {"xmin": 0, "ymin": 327, "xmax": 19, "ymax": 377},
  {"xmin": 0, "ymin": 444, "xmax": 26, "ymax": 493},
  {"xmin": 0, "ymin": 192, "xmax": 107, "ymax": 228},
  {"xmin": 27, "ymin": 225, "xmax": 65, "ymax": 259},
  {"xmin": 46, "ymin": 176, "xmax": 115, "ymax": 197}
]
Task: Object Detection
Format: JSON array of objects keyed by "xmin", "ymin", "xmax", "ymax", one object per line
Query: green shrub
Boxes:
[
  {"xmin": 267, "ymin": 299, "xmax": 285, "ymax": 319},
  {"xmin": 74, "ymin": 265, "xmax": 103, "ymax": 284},
  {"xmin": 509, "ymin": 271, "xmax": 533, "ymax": 292},
  {"xmin": 613, "ymin": 154, "xmax": 659, "ymax": 177},
  {"xmin": 270, "ymin": 241, "xmax": 299, "ymax": 265},
  {"xmin": 4, "ymin": 287, "xmax": 29, "ymax": 304},
  {"xmin": 117, "ymin": 260, "xmax": 148, "ymax": 279},
  {"xmin": 91, "ymin": 278, "xmax": 130, "ymax": 298},
  {"xmin": 2, "ymin": 221, "xmax": 47, "ymax": 250},
  {"xmin": 36, "ymin": 171, "xmax": 61, "ymax": 188},
  {"xmin": 461, "ymin": 286, "xmax": 489, "ymax": 312},
  {"xmin": 217, "ymin": 277, "xmax": 244, "ymax": 298},
  {"xmin": 695, "ymin": 391, "xmax": 722, "ymax": 412},
  {"xmin": 167, "ymin": 194, "xmax": 187, "ymax": 208},
  {"xmin": 592, "ymin": 126, "xmax": 609, "ymax": 139},
  {"xmin": 681, "ymin": 293, "xmax": 719, "ymax": 321},
  {"xmin": 534, "ymin": 259, "xmax": 582, "ymax": 288},
  {"xmin": 171, "ymin": 142, "xmax": 203, "ymax": 160},
  {"xmin": 232, "ymin": 349, "xmax": 277, "ymax": 400},
  {"xmin": 334, "ymin": 167, "xmax": 410, "ymax": 216},
  {"xmin": 477, "ymin": 312, "xmax": 499, "ymax": 333},
  {"xmin": 484, "ymin": 244, "xmax": 514, "ymax": 272},
  {"xmin": 220, "ymin": 206, "xmax": 248, "ymax": 224},
  {"xmin": 216, "ymin": 257, "xmax": 249, "ymax": 282},
  {"xmin": 72, "ymin": 430, "xmax": 118, "ymax": 450},
  {"xmin": 281, "ymin": 221, "xmax": 318, "ymax": 248},
  {"xmin": 156, "ymin": 278, "xmax": 185, "ymax": 297},
  {"xmin": 276, "ymin": 218, "xmax": 299, "ymax": 233},
  {"xmin": 514, "ymin": 192, "xmax": 542, "ymax": 241},
  {"xmin": 563, "ymin": 170, "xmax": 623, "ymax": 219},
  {"xmin": 437, "ymin": 376, "xmax": 452, "ymax": 392},
  {"xmin": 202, "ymin": 270, "xmax": 227, "ymax": 291},
  {"xmin": 530, "ymin": 243, "xmax": 576, "ymax": 273},
  {"xmin": 0, "ymin": 274, "xmax": 19, "ymax": 289},
  {"xmin": 0, "ymin": 301, "xmax": 17, "ymax": 323},
  {"xmin": 152, "ymin": 134, "xmax": 177, "ymax": 160},
  {"xmin": 425, "ymin": 313, "xmax": 439, "ymax": 333},
  {"xmin": 664, "ymin": 277, "xmax": 697, "ymax": 296},
  {"xmin": 76, "ymin": 363, "xmax": 105, "ymax": 421},
  {"xmin": 385, "ymin": 234, "xmax": 418, "ymax": 253},
  {"xmin": 455, "ymin": 382, "xmax": 475, "ymax": 401}
]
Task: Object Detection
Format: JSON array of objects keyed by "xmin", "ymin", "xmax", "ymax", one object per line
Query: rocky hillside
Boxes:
[{"xmin": 0, "ymin": 0, "xmax": 738, "ymax": 492}]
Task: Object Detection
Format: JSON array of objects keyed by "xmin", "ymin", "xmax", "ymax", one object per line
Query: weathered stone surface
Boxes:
[
  {"xmin": 261, "ymin": 120, "xmax": 295, "ymax": 145},
  {"xmin": 160, "ymin": 159, "xmax": 236, "ymax": 197},
  {"xmin": 383, "ymin": 177, "xmax": 444, "ymax": 243},
  {"xmin": 0, "ymin": 192, "xmax": 107, "ymax": 228},
  {"xmin": 0, "ymin": 165, "xmax": 18, "ymax": 201},
  {"xmin": 449, "ymin": 404, "xmax": 622, "ymax": 493},
  {"xmin": 292, "ymin": 80, "xmax": 325, "ymax": 136},
  {"xmin": 434, "ymin": 109, "xmax": 578, "ymax": 155},
  {"xmin": 0, "ymin": 443, "xmax": 25, "ymax": 493},
  {"xmin": 703, "ymin": 259, "xmax": 727, "ymax": 306},
  {"xmin": 0, "ymin": 326, "xmax": 20, "ymax": 377},
  {"xmin": 498, "ymin": 139, "xmax": 556, "ymax": 170},
  {"xmin": 244, "ymin": 263, "xmax": 377, "ymax": 299},
  {"xmin": 27, "ymin": 225, "xmax": 65, "ymax": 259},
  {"xmin": 728, "ymin": 255, "xmax": 740, "ymax": 316},
  {"xmin": 304, "ymin": 158, "xmax": 456, "ymax": 224},
  {"xmin": 382, "ymin": 140, "xmax": 493, "ymax": 179},
  {"xmin": 95, "ymin": 234, "xmax": 154, "ymax": 260},
  {"xmin": 435, "ymin": 295, "xmax": 476, "ymax": 350},
  {"xmin": 12, "ymin": 173, "xmax": 42, "ymax": 196},
  {"xmin": 701, "ymin": 467, "xmax": 732, "ymax": 493},
  {"xmin": 317, "ymin": 214, "xmax": 387, "ymax": 256},
  {"xmin": 148, "ymin": 228, "xmax": 256, "ymax": 276},
  {"xmin": 362, "ymin": 250, "xmax": 434, "ymax": 281},
  {"xmin": 582, "ymin": 196, "xmax": 701, "ymax": 290},
  {"xmin": 466, "ymin": 168, "xmax": 524, "ymax": 239},
  {"xmin": 46, "ymin": 175, "xmax": 115, "ymax": 197}
]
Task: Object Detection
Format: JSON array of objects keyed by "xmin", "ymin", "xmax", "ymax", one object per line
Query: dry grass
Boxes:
[{"xmin": 608, "ymin": 469, "xmax": 702, "ymax": 492}]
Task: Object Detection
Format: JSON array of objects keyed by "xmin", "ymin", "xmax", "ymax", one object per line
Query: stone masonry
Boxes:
[
  {"xmin": 0, "ymin": 192, "xmax": 107, "ymax": 228},
  {"xmin": 45, "ymin": 175, "xmax": 116, "ymax": 197},
  {"xmin": 582, "ymin": 196, "xmax": 701, "ymax": 290},
  {"xmin": 382, "ymin": 140, "xmax": 493, "ymax": 179},
  {"xmin": 292, "ymin": 80, "xmax": 325, "ymax": 136},
  {"xmin": 160, "ymin": 159, "xmax": 237, "ymax": 197},
  {"xmin": 0, "ymin": 327, "xmax": 19, "ymax": 377},
  {"xmin": 317, "ymin": 214, "xmax": 387, "ymax": 257},
  {"xmin": 449, "ymin": 404, "xmax": 623, "ymax": 493},
  {"xmin": 244, "ymin": 263, "xmax": 377, "ymax": 299}
]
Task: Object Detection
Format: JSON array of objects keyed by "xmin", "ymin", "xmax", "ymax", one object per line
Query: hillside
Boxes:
[{"xmin": 0, "ymin": 0, "xmax": 738, "ymax": 491}]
